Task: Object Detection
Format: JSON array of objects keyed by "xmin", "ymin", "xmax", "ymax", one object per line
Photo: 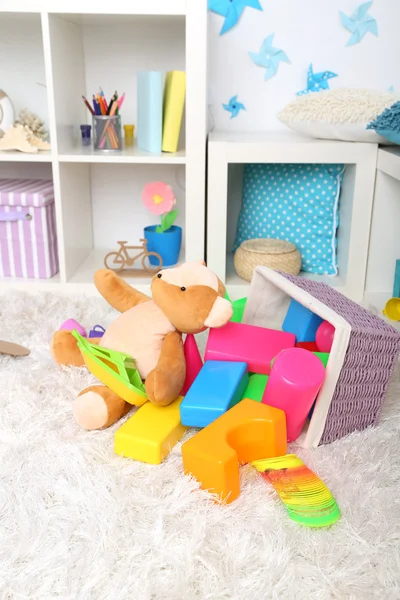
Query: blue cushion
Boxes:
[
  {"xmin": 233, "ymin": 163, "xmax": 345, "ymax": 275},
  {"xmin": 367, "ymin": 101, "xmax": 400, "ymax": 145}
]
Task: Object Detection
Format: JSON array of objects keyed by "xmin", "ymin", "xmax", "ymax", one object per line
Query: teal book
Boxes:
[{"xmin": 137, "ymin": 71, "xmax": 163, "ymax": 154}]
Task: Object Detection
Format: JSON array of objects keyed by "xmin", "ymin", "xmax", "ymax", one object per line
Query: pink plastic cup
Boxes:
[{"xmin": 262, "ymin": 348, "xmax": 326, "ymax": 442}]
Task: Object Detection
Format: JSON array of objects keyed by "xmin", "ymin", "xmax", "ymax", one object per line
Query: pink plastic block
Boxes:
[
  {"xmin": 316, "ymin": 321, "xmax": 335, "ymax": 353},
  {"xmin": 59, "ymin": 319, "xmax": 87, "ymax": 337},
  {"xmin": 205, "ymin": 321, "xmax": 296, "ymax": 375},
  {"xmin": 262, "ymin": 348, "xmax": 325, "ymax": 442},
  {"xmin": 181, "ymin": 334, "xmax": 203, "ymax": 395}
]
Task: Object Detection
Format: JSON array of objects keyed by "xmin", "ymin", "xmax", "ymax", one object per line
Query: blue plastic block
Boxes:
[
  {"xmin": 282, "ymin": 299, "xmax": 324, "ymax": 343},
  {"xmin": 180, "ymin": 360, "xmax": 249, "ymax": 428},
  {"xmin": 393, "ymin": 259, "xmax": 400, "ymax": 298}
]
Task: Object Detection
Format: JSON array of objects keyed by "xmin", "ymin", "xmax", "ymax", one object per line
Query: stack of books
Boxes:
[{"xmin": 137, "ymin": 70, "xmax": 186, "ymax": 154}]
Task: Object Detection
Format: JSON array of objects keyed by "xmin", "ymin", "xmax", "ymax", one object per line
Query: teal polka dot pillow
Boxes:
[{"xmin": 233, "ymin": 163, "xmax": 345, "ymax": 275}]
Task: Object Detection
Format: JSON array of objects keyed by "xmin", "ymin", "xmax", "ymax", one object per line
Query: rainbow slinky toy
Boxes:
[{"xmin": 252, "ymin": 454, "xmax": 341, "ymax": 528}]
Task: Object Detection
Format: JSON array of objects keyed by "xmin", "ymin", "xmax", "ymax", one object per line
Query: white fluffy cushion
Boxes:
[{"xmin": 278, "ymin": 89, "xmax": 399, "ymax": 143}]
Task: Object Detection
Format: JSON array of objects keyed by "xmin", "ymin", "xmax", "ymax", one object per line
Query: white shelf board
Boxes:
[
  {"xmin": 58, "ymin": 145, "xmax": 186, "ymax": 165},
  {"xmin": 0, "ymin": 272, "xmax": 61, "ymax": 291},
  {"xmin": 0, "ymin": 0, "xmax": 186, "ymax": 15},
  {"xmin": 0, "ymin": 151, "xmax": 53, "ymax": 163},
  {"xmin": 209, "ymin": 130, "xmax": 377, "ymax": 164},
  {"xmin": 377, "ymin": 147, "xmax": 400, "ymax": 181},
  {"xmin": 225, "ymin": 253, "xmax": 347, "ymax": 300},
  {"xmin": 68, "ymin": 247, "xmax": 186, "ymax": 286}
]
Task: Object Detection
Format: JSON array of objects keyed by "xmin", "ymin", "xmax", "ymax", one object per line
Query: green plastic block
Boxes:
[
  {"xmin": 224, "ymin": 291, "xmax": 248, "ymax": 323},
  {"xmin": 231, "ymin": 297, "xmax": 247, "ymax": 323},
  {"xmin": 313, "ymin": 352, "xmax": 329, "ymax": 368},
  {"xmin": 242, "ymin": 373, "xmax": 269, "ymax": 402}
]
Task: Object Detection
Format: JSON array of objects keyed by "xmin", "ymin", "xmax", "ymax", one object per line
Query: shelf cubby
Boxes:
[
  {"xmin": 365, "ymin": 147, "xmax": 400, "ymax": 313},
  {"xmin": 207, "ymin": 132, "xmax": 378, "ymax": 302},
  {"xmin": 59, "ymin": 162, "xmax": 186, "ymax": 290},
  {"xmin": 0, "ymin": 13, "xmax": 49, "ymax": 133},
  {"xmin": 46, "ymin": 13, "xmax": 186, "ymax": 158}
]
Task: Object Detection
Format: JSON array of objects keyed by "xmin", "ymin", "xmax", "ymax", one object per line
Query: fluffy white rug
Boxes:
[{"xmin": 1, "ymin": 291, "xmax": 400, "ymax": 600}]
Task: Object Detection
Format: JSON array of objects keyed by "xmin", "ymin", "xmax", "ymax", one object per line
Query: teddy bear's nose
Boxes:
[{"xmin": 181, "ymin": 287, "xmax": 186, "ymax": 291}]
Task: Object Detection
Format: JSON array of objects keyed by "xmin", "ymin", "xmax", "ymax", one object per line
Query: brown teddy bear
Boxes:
[{"xmin": 51, "ymin": 261, "xmax": 232, "ymax": 430}]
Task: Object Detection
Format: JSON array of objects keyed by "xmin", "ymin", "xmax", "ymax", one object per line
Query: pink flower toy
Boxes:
[
  {"xmin": 142, "ymin": 182, "xmax": 178, "ymax": 232},
  {"xmin": 142, "ymin": 182, "xmax": 182, "ymax": 267}
]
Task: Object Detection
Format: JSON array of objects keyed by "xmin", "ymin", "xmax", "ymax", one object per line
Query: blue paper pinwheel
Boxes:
[
  {"xmin": 249, "ymin": 34, "xmax": 290, "ymax": 81},
  {"xmin": 297, "ymin": 64, "xmax": 338, "ymax": 96},
  {"xmin": 223, "ymin": 96, "xmax": 246, "ymax": 119},
  {"xmin": 209, "ymin": 0, "xmax": 263, "ymax": 36},
  {"xmin": 340, "ymin": 1, "xmax": 378, "ymax": 46}
]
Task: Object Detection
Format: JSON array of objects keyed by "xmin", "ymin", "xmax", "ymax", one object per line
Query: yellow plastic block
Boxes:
[
  {"xmin": 114, "ymin": 396, "xmax": 187, "ymax": 464},
  {"xmin": 182, "ymin": 398, "xmax": 287, "ymax": 504}
]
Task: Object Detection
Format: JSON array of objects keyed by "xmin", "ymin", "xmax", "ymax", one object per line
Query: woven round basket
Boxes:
[{"xmin": 234, "ymin": 238, "xmax": 302, "ymax": 282}]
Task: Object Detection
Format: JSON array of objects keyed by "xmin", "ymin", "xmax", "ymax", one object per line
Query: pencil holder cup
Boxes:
[{"xmin": 92, "ymin": 115, "xmax": 122, "ymax": 151}]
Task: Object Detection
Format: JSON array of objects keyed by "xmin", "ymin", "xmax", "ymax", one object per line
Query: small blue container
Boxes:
[
  {"xmin": 144, "ymin": 225, "xmax": 182, "ymax": 267},
  {"xmin": 80, "ymin": 124, "xmax": 92, "ymax": 146}
]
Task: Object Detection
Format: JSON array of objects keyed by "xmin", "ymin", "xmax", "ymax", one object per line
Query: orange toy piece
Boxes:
[{"xmin": 181, "ymin": 398, "xmax": 287, "ymax": 504}]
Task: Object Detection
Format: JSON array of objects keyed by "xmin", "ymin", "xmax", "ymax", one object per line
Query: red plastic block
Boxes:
[
  {"xmin": 181, "ymin": 334, "xmax": 203, "ymax": 395},
  {"xmin": 296, "ymin": 342, "xmax": 319, "ymax": 352}
]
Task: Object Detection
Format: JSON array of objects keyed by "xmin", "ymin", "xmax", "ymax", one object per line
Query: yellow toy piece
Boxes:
[{"xmin": 115, "ymin": 396, "xmax": 187, "ymax": 464}]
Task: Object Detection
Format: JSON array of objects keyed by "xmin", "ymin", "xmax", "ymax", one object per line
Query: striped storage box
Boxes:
[{"xmin": 0, "ymin": 179, "xmax": 59, "ymax": 279}]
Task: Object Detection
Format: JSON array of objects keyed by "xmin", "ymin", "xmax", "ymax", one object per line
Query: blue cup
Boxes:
[{"xmin": 144, "ymin": 225, "xmax": 182, "ymax": 267}]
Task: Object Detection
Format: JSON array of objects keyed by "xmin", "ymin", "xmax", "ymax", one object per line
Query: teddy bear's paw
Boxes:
[
  {"xmin": 51, "ymin": 330, "xmax": 85, "ymax": 367},
  {"xmin": 73, "ymin": 385, "xmax": 131, "ymax": 430},
  {"xmin": 73, "ymin": 386, "xmax": 110, "ymax": 430},
  {"xmin": 145, "ymin": 369, "xmax": 181, "ymax": 407}
]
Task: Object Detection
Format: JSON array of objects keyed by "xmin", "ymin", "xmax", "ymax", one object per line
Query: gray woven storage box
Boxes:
[{"xmin": 244, "ymin": 267, "xmax": 400, "ymax": 447}]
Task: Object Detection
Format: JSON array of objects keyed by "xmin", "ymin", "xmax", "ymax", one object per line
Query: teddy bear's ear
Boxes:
[{"xmin": 204, "ymin": 296, "xmax": 233, "ymax": 329}]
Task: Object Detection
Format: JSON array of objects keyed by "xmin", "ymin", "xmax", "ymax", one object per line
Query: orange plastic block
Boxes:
[{"xmin": 181, "ymin": 398, "xmax": 287, "ymax": 504}]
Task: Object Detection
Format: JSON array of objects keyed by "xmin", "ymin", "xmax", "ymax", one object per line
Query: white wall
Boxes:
[
  {"xmin": 208, "ymin": 0, "xmax": 400, "ymax": 132},
  {"xmin": 2, "ymin": 5, "xmax": 398, "ymax": 137}
]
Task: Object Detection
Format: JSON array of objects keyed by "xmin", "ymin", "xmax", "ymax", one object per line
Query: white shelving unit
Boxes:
[
  {"xmin": 365, "ymin": 147, "xmax": 400, "ymax": 315},
  {"xmin": 207, "ymin": 132, "xmax": 378, "ymax": 302},
  {"xmin": 0, "ymin": 0, "xmax": 207, "ymax": 294}
]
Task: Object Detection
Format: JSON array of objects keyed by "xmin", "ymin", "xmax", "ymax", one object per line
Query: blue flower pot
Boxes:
[{"xmin": 144, "ymin": 225, "xmax": 182, "ymax": 267}]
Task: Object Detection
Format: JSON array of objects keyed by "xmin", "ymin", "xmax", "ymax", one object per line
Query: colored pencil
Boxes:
[
  {"xmin": 106, "ymin": 93, "xmax": 116, "ymax": 116},
  {"xmin": 114, "ymin": 91, "xmax": 119, "ymax": 115},
  {"xmin": 96, "ymin": 94, "xmax": 104, "ymax": 115},
  {"xmin": 100, "ymin": 90, "xmax": 108, "ymax": 114},
  {"xmin": 117, "ymin": 92, "xmax": 125, "ymax": 110},
  {"xmin": 82, "ymin": 95, "xmax": 95, "ymax": 115}
]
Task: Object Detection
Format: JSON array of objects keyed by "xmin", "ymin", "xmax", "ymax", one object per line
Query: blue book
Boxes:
[{"xmin": 137, "ymin": 71, "xmax": 163, "ymax": 154}]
